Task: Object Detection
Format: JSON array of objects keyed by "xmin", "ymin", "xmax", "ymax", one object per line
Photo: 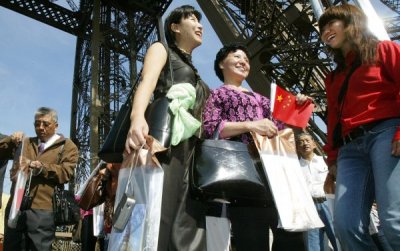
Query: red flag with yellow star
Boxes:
[{"xmin": 271, "ymin": 83, "xmax": 314, "ymax": 128}]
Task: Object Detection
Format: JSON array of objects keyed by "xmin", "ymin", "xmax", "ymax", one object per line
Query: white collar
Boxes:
[{"xmin": 40, "ymin": 134, "xmax": 61, "ymax": 150}]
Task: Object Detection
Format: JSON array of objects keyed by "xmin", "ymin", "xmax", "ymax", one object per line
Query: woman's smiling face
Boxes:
[
  {"xmin": 220, "ymin": 49, "xmax": 250, "ymax": 82},
  {"xmin": 321, "ymin": 19, "xmax": 351, "ymax": 55}
]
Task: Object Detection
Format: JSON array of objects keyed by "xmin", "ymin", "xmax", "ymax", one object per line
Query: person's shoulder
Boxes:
[
  {"xmin": 210, "ymin": 85, "xmax": 226, "ymax": 94},
  {"xmin": 377, "ymin": 40, "xmax": 400, "ymax": 51},
  {"xmin": 64, "ymin": 138, "xmax": 78, "ymax": 149},
  {"xmin": 312, "ymin": 155, "xmax": 328, "ymax": 167},
  {"xmin": 54, "ymin": 135, "xmax": 78, "ymax": 150},
  {"xmin": 149, "ymin": 41, "xmax": 168, "ymax": 53}
]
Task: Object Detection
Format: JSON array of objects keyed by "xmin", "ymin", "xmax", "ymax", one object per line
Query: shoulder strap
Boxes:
[
  {"xmin": 56, "ymin": 143, "xmax": 65, "ymax": 190},
  {"xmin": 57, "ymin": 143, "xmax": 65, "ymax": 165},
  {"xmin": 157, "ymin": 13, "xmax": 174, "ymax": 93},
  {"xmin": 336, "ymin": 57, "xmax": 362, "ymax": 120}
]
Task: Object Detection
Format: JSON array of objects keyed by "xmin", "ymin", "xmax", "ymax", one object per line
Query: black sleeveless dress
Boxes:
[{"xmin": 155, "ymin": 46, "xmax": 206, "ymax": 251}]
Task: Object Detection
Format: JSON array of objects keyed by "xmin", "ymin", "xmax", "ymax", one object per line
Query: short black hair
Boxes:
[{"xmin": 214, "ymin": 43, "xmax": 250, "ymax": 82}]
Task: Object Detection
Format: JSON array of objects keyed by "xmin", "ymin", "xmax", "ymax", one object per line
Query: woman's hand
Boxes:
[
  {"xmin": 250, "ymin": 118, "xmax": 278, "ymax": 138},
  {"xmin": 124, "ymin": 116, "xmax": 149, "ymax": 154}
]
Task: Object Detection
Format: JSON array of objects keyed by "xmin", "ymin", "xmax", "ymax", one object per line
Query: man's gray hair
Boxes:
[{"xmin": 34, "ymin": 107, "xmax": 58, "ymax": 123}]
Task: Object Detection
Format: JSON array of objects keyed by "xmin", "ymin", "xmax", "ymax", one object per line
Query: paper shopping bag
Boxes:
[
  {"xmin": 8, "ymin": 140, "xmax": 28, "ymax": 228},
  {"xmin": 107, "ymin": 136, "xmax": 165, "ymax": 251},
  {"xmin": 252, "ymin": 129, "xmax": 323, "ymax": 231}
]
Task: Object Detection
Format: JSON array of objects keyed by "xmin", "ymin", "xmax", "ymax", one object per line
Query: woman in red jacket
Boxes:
[{"xmin": 319, "ymin": 4, "xmax": 400, "ymax": 251}]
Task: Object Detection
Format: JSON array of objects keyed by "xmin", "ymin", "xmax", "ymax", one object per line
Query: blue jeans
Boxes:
[
  {"xmin": 305, "ymin": 200, "xmax": 338, "ymax": 251},
  {"xmin": 335, "ymin": 118, "xmax": 400, "ymax": 251}
]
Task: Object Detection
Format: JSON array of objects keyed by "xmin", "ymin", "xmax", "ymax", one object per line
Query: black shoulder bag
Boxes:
[
  {"xmin": 190, "ymin": 127, "xmax": 272, "ymax": 206},
  {"xmin": 98, "ymin": 20, "xmax": 174, "ymax": 163},
  {"xmin": 332, "ymin": 58, "xmax": 361, "ymax": 148},
  {"xmin": 53, "ymin": 144, "xmax": 81, "ymax": 226}
]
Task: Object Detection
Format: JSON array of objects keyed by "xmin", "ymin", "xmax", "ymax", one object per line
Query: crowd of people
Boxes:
[{"xmin": 0, "ymin": 3, "xmax": 399, "ymax": 251}]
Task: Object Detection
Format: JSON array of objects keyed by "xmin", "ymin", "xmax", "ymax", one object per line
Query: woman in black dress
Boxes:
[{"xmin": 124, "ymin": 5, "xmax": 209, "ymax": 251}]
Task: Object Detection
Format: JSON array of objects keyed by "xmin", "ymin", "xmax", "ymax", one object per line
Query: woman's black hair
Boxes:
[
  {"xmin": 164, "ymin": 5, "xmax": 202, "ymax": 46},
  {"xmin": 163, "ymin": 5, "xmax": 209, "ymax": 119},
  {"xmin": 214, "ymin": 43, "xmax": 251, "ymax": 82}
]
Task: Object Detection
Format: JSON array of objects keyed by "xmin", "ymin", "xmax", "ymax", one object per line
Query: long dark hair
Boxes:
[
  {"xmin": 164, "ymin": 5, "xmax": 210, "ymax": 120},
  {"xmin": 318, "ymin": 4, "xmax": 379, "ymax": 70}
]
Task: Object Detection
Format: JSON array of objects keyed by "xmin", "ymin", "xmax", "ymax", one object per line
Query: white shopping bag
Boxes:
[
  {"xmin": 8, "ymin": 139, "xmax": 28, "ymax": 228},
  {"xmin": 93, "ymin": 203, "xmax": 105, "ymax": 237},
  {"xmin": 206, "ymin": 204, "xmax": 231, "ymax": 251},
  {"xmin": 252, "ymin": 129, "xmax": 324, "ymax": 231},
  {"xmin": 206, "ymin": 217, "xmax": 231, "ymax": 251},
  {"xmin": 107, "ymin": 136, "xmax": 165, "ymax": 251}
]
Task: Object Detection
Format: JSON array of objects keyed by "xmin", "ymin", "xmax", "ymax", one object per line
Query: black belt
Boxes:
[
  {"xmin": 342, "ymin": 119, "xmax": 385, "ymax": 145},
  {"xmin": 313, "ymin": 197, "xmax": 326, "ymax": 203}
]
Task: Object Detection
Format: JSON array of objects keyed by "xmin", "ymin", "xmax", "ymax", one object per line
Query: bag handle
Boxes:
[
  {"xmin": 212, "ymin": 123, "xmax": 223, "ymax": 140},
  {"xmin": 55, "ymin": 144, "xmax": 66, "ymax": 191},
  {"xmin": 124, "ymin": 143, "xmax": 146, "ymax": 194}
]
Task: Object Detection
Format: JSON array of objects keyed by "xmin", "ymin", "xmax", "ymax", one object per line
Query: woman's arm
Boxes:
[
  {"xmin": 220, "ymin": 119, "xmax": 278, "ymax": 139},
  {"xmin": 125, "ymin": 42, "xmax": 168, "ymax": 153}
]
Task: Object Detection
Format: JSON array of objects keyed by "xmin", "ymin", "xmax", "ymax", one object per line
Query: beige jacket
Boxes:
[{"xmin": 0, "ymin": 135, "xmax": 79, "ymax": 210}]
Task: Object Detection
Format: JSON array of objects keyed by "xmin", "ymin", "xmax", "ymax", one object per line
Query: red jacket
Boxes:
[{"xmin": 324, "ymin": 41, "xmax": 400, "ymax": 165}]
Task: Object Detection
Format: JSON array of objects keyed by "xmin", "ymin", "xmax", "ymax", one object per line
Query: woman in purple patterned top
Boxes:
[
  {"xmin": 203, "ymin": 43, "xmax": 308, "ymax": 143},
  {"xmin": 202, "ymin": 84, "xmax": 285, "ymax": 144},
  {"xmin": 202, "ymin": 43, "xmax": 308, "ymax": 251}
]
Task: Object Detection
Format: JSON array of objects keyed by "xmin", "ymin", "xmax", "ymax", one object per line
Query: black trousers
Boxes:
[
  {"xmin": 81, "ymin": 214, "xmax": 98, "ymax": 251},
  {"xmin": 220, "ymin": 205, "xmax": 305, "ymax": 251},
  {"xmin": 4, "ymin": 199, "xmax": 55, "ymax": 251}
]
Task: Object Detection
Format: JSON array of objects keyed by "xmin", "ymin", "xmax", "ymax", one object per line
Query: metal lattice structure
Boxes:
[
  {"xmin": 69, "ymin": 0, "xmax": 173, "ymax": 187},
  {"xmin": 1, "ymin": 0, "xmax": 399, "ymax": 181}
]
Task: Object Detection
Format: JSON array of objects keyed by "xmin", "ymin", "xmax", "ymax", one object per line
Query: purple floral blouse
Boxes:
[{"xmin": 202, "ymin": 85, "xmax": 284, "ymax": 143}]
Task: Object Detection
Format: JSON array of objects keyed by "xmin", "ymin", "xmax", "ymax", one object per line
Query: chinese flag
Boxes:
[{"xmin": 271, "ymin": 83, "xmax": 314, "ymax": 128}]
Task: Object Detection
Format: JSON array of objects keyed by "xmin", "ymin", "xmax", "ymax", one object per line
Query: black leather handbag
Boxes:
[
  {"xmin": 97, "ymin": 91, "xmax": 133, "ymax": 163},
  {"xmin": 190, "ymin": 132, "xmax": 271, "ymax": 205},
  {"xmin": 98, "ymin": 50, "xmax": 174, "ymax": 163},
  {"xmin": 53, "ymin": 185, "xmax": 81, "ymax": 226}
]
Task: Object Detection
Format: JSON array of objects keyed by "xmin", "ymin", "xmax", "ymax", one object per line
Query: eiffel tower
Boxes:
[{"xmin": 1, "ymin": 0, "xmax": 399, "ymax": 188}]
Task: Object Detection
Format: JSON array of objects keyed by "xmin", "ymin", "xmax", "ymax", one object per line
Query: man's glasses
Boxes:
[{"xmin": 34, "ymin": 120, "xmax": 54, "ymax": 128}]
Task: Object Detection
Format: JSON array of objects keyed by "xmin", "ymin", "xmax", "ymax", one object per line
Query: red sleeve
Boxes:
[{"xmin": 378, "ymin": 41, "xmax": 400, "ymax": 89}]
